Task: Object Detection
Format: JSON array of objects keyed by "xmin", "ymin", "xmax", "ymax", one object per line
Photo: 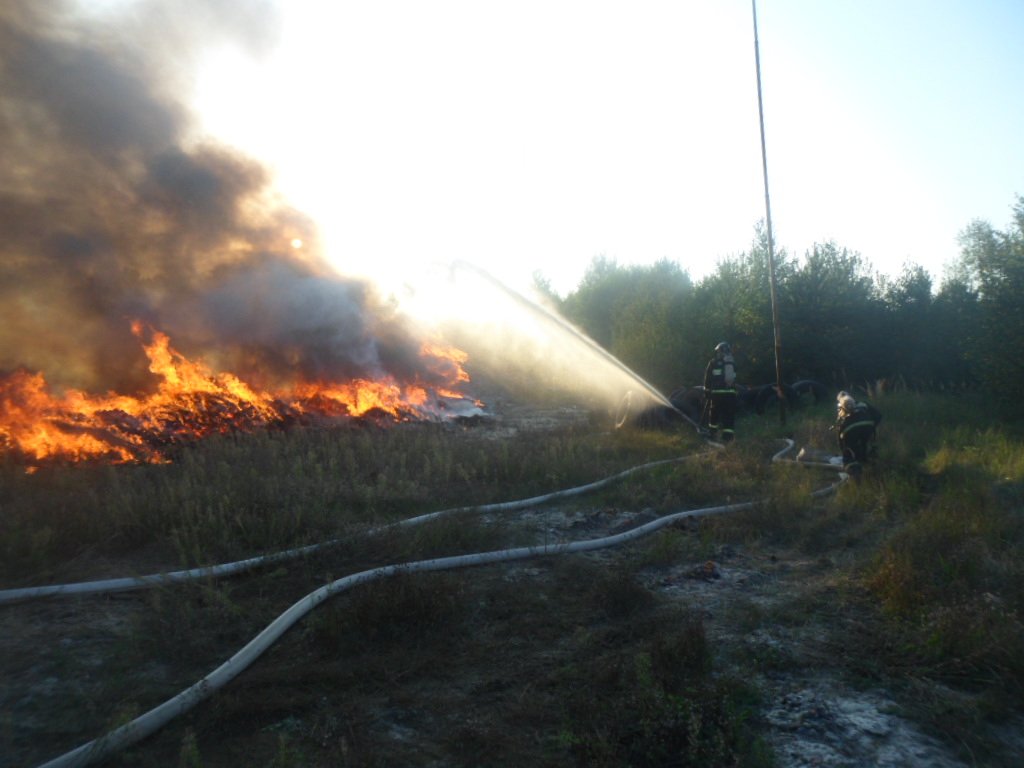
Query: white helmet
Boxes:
[{"xmin": 837, "ymin": 392, "xmax": 855, "ymax": 414}]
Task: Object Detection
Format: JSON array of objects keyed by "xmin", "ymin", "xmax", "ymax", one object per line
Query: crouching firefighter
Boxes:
[
  {"xmin": 703, "ymin": 342, "xmax": 738, "ymax": 442},
  {"xmin": 834, "ymin": 392, "xmax": 882, "ymax": 479}
]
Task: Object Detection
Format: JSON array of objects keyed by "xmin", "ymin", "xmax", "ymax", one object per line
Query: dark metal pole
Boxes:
[{"xmin": 751, "ymin": 0, "xmax": 786, "ymax": 424}]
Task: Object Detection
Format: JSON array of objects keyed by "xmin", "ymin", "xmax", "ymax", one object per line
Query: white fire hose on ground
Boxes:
[
  {"xmin": 0, "ymin": 455, "xmax": 697, "ymax": 606},
  {"xmin": 26, "ymin": 440, "xmax": 844, "ymax": 767}
]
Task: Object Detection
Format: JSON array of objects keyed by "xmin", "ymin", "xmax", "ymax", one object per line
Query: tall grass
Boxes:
[
  {"xmin": 864, "ymin": 415, "xmax": 1024, "ymax": 696},
  {"xmin": 4, "ymin": 391, "xmax": 1024, "ymax": 765},
  {"xmin": 713, "ymin": 390, "xmax": 1024, "ymax": 760},
  {"xmin": 804, "ymin": 391, "xmax": 1024, "ymax": 761},
  {"xmin": 0, "ymin": 420, "xmax": 690, "ymax": 584}
]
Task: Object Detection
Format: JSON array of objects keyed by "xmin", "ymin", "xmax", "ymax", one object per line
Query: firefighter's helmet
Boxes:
[
  {"xmin": 714, "ymin": 342, "xmax": 731, "ymax": 356},
  {"xmin": 837, "ymin": 392, "xmax": 855, "ymax": 415}
]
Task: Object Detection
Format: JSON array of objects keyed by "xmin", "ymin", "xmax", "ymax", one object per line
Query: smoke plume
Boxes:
[{"xmin": 0, "ymin": 0, "xmax": 428, "ymax": 395}]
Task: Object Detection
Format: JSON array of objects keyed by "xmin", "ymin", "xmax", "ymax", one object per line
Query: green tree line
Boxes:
[{"xmin": 548, "ymin": 195, "xmax": 1024, "ymax": 399}]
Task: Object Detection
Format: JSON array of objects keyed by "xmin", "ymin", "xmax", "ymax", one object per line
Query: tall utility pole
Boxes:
[{"xmin": 751, "ymin": 0, "xmax": 786, "ymax": 425}]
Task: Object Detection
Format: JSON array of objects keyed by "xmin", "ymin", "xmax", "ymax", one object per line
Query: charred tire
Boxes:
[
  {"xmin": 755, "ymin": 383, "xmax": 799, "ymax": 414},
  {"xmin": 614, "ymin": 390, "xmax": 634, "ymax": 429},
  {"xmin": 736, "ymin": 384, "xmax": 758, "ymax": 413},
  {"xmin": 791, "ymin": 379, "xmax": 829, "ymax": 406},
  {"xmin": 618, "ymin": 391, "xmax": 686, "ymax": 431},
  {"xmin": 683, "ymin": 386, "xmax": 706, "ymax": 414},
  {"xmin": 669, "ymin": 386, "xmax": 705, "ymax": 422},
  {"xmin": 668, "ymin": 386, "xmax": 689, "ymax": 408},
  {"xmin": 635, "ymin": 406, "xmax": 685, "ymax": 430}
]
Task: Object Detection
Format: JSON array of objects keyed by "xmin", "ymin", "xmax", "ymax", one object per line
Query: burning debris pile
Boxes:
[
  {"xmin": 1, "ymin": 323, "xmax": 477, "ymax": 463},
  {"xmin": 0, "ymin": 1, "xmax": 479, "ymax": 463}
]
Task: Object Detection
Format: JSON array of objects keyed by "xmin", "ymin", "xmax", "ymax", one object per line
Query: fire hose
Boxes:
[
  {"xmin": 0, "ymin": 456, "xmax": 696, "ymax": 606},
  {"xmin": 5, "ymin": 388, "xmax": 791, "ymax": 607},
  {"xmin": 26, "ymin": 440, "xmax": 845, "ymax": 767}
]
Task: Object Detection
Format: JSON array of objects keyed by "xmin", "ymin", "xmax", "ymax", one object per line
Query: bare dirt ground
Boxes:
[
  {"xmin": 491, "ymin": 505, "xmax": 969, "ymax": 768},
  {"xmin": 647, "ymin": 549, "xmax": 969, "ymax": 767},
  {"xmin": 0, "ymin": 400, "xmax": 997, "ymax": 766}
]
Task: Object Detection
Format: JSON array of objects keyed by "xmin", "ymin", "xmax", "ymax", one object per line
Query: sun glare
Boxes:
[{"xmin": 186, "ymin": 2, "xmax": 764, "ymax": 296}]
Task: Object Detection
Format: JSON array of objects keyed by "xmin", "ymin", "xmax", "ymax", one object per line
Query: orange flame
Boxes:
[{"xmin": 0, "ymin": 324, "xmax": 478, "ymax": 464}]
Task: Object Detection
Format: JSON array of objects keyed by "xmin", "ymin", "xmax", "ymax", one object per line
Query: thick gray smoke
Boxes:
[{"xmin": 0, "ymin": 0, "xmax": 429, "ymax": 395}]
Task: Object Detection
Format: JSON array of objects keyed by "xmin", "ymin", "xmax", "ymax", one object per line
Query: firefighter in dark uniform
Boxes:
[
  {"xmin": 703, "ymin": 342, "xmax": 738, "ymax": 442},
  {"xmin": 834, "ymin": 391, "xmax": 882, "ymax": 479}
]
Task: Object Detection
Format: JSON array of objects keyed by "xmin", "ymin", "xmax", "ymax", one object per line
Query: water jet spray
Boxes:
[{"xmin": 446, "ymin": 261, "xmax": 696, "ymax": 428}]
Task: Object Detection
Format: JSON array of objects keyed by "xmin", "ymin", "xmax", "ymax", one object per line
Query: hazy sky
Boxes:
[{"xmin": 192, "ymin": 1, "xmax": 1024, "ymax": 296}]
